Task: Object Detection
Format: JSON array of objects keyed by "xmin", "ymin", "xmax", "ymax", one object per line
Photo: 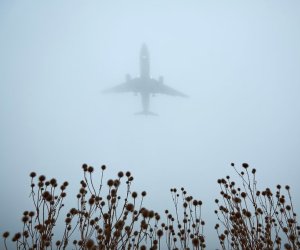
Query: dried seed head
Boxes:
[
  {"xmin": 242, "ymin": 163, "xmax": 249, "ymax": 169},
  {"xmin": 2, "ymin": 232, "xmax": 9, "ymax": 238},
  {"xmin": 29, "ymin": 172, "xmax": 36, "ymax": 178}
]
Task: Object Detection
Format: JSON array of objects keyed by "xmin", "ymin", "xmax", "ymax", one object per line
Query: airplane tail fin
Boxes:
[{"xmin": 135, "ymin": 111, "xmax": 158, "ymax": 116}]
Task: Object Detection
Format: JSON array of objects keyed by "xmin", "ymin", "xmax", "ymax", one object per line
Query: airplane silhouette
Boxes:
[{"xmin": 103, "ymin": 44, "xmax": 187, "ymax": 115}]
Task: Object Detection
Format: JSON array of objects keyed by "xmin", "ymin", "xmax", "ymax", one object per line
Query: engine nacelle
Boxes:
[
  {"xmin": 159, "ymin": 76, "xmax": 164, "ymax": 83},
  {"xmin": 126, "ymin": 74, "xmax": 131, "ymax": 82}
]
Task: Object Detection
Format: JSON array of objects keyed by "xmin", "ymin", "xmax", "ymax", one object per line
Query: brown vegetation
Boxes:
[
  {"xmin": 2, "ymin": 163, "xmax": 300, "ymax": 249},
  {"xmin": 215, "ymin": 163, "xmax": 300, "ymax": 250}
]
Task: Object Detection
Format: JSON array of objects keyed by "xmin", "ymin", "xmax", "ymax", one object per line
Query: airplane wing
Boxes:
[
  {"xmin": 102, "ymin": 79, "xmax": 138, "ymax": 93},
  {"xmin": 156, "ymin": 83, "xmax": 188, "ymax": 97}
]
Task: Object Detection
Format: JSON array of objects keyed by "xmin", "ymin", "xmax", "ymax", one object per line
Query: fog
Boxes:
[{"xmin": 1, "ymin": 0, "xmax": 300, "ymax": 248}]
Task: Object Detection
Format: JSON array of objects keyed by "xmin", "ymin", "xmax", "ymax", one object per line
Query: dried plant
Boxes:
[
  {"xmin": 215, "ymin": 163, "xmax": 300, "ymax": 250},
  {"xmin": 2, "ymin": 172, "xmax": 68, "ymax": 249},
  {"xmin": 2, "ymin": 164, "xmax": 204, "ymax": 250},
  {"xmin": 2, "ymin": 162, "xmax": 299, "ymax": 249},
  {"xmin": 158, "ymin": 188, "xmax": 206, "ymax": 249}
]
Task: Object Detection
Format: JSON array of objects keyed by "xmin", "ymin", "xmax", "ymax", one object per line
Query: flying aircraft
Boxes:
[{"xmin": 103, "ymin": 44, "xmax": 187, "ymax": 115}]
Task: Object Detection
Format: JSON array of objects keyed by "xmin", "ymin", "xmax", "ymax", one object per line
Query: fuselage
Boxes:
[
  {"xmin": 137, "ymin": 44, "xmax": 152, "ymax": 114},
  {"xmin": 140, "ymin": 44, "xmax": 150, "ymax": 79}
]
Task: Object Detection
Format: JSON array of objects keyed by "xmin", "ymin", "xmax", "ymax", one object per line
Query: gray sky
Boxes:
[{"xmin": 1, "ymin": 0, "xmax": 300, "ymax": 248}]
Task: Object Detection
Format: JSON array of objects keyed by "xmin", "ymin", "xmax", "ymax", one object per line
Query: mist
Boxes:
[{"xmin": 1, "ymin": 0, "xmax": 300, "ymax": 248}]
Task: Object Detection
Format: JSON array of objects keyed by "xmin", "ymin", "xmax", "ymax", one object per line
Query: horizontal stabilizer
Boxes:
[{"xmin": 135, "ymin": 111, "xmax": 158, "ymax": 116}]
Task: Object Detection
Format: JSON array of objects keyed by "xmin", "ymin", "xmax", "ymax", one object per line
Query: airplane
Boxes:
[{"xmin": 103, "ymin": 44, "xmax": 187, "ymax": 115}]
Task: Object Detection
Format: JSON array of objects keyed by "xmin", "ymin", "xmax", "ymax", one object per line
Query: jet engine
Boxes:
[
  {"xmin": 126, "ymin": 74, "xmax": 131, "ymax": 82},
  {"xmin": 159, "ymin": 76, "xmax": 164, "ymax": 83}
]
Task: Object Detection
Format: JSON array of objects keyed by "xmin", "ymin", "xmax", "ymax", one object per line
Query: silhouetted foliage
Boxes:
[
  {"xmin": 215, "ymin": 163, "xmax": 300, "ymax": 249},
  {"xmin": 2, "ymin": 163, "xmax": 299, "ymax": 249}
]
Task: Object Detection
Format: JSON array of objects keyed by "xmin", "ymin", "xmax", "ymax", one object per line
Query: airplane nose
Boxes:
[{"xmin": 141, "ymin": 43, "xmax": 148, "ymax": 55}]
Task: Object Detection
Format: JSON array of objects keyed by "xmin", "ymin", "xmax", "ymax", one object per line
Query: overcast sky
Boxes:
[{"xmin": 1, "ymin": 0, "xmax": 300, "ymax": 248}]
